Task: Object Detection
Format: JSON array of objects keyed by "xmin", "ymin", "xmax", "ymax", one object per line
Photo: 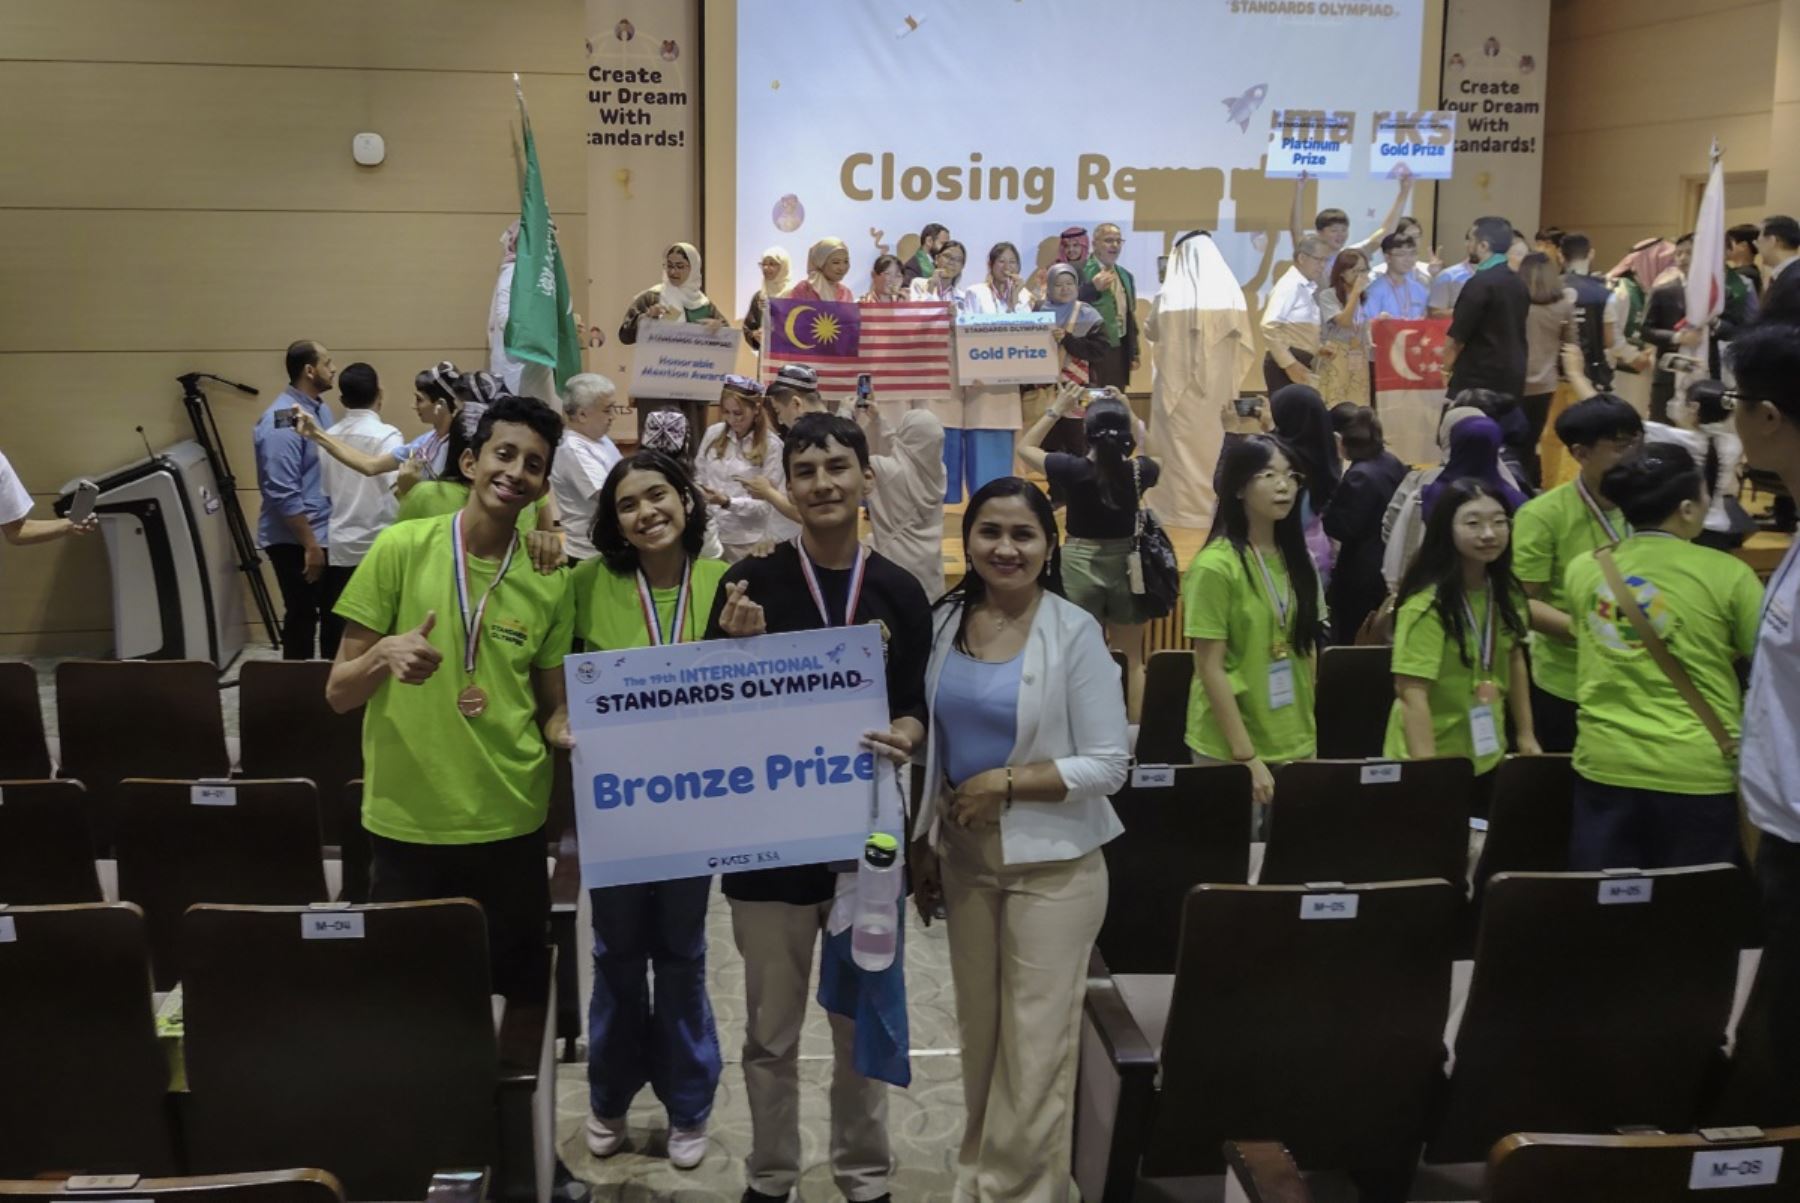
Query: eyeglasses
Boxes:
[
  {"xmin": 1455, "ymin": 516, "xmax": 1512, "ymax": 534},
  {"xmin": 604, "ymin": 403, "xmax": 634, "ymax": 416},
  {"xmin": 1252, "ymin": 470, "xmax": 1305, "ymax": 487},
  {"xmin": 1718, "ymin": 389, "xmax": 1765, "ymax": 412}
]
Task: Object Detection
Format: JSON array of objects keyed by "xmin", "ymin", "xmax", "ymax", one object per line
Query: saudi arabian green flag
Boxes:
[{"xmin": 505, "ymin": 83, "xmax": 581, "ymax": 389}]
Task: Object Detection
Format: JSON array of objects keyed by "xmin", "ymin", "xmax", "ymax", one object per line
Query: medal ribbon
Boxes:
[
  {"xmin": 451, "ymin": 511, "xmax": 518, "ymax": 676},
  {"xmin": 1575, "ymin": 475, "xmax": 1625, "ymax": 546},
  {"xmin": 1248, "ymin": 544, "xmax": 1293, "ymax": 641},
  {"xmin": 797, "ymin": 539, "xmax": 867, "ymax": 628},
  {"xmin": 635, "ymin": 561, "xmax": 693, "ymax": 647},
  {"xmin": 1462, "ymin": 586, "xmax": 1497, "ymax": 681}
]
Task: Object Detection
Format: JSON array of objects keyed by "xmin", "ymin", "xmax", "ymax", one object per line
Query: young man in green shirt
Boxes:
[
  {"xmin": 1511, "ymin": 395, "xmax": 1643, "ymax": 750},
  {"xmin": 327, "ymin": 394, "xmax": 574, "ymax": 1005}
]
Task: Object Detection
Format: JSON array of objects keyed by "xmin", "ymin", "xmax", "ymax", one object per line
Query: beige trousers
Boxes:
[
  {"xmin": 728, "ymin": 897, "xmax": 890, "ymax": 1201},
  {"xmin": 941, "ymin": 824, "xmax": 1109, "ymax": 1203}
]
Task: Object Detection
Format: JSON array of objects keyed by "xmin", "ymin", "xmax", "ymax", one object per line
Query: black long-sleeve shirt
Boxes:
[{"xmin": 704, "ymin": 540, "xmax": 931, "ymax": 906}]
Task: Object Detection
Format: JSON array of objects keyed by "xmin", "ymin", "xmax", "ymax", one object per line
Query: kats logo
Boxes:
[
  {"xmin": 488, "ymin": 615, "xmax": 531, "ymax": 648},
  {"xmin": 1588, "ymin": 574, "xmax": 1676, "ymax": 653}
]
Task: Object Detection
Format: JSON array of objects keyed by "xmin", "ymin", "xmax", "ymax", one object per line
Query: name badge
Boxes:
[
  {"xmin": 1268, "ymin": 658, "xmax": 1296, "ymax": 710},
  {"xmin": 1469, "ymin": 704, "xmax": 1501, "ymax": 758}
]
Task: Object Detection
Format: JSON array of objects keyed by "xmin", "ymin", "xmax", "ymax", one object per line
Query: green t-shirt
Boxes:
[
  {"xmin": 334, "ymin": 513, "xmax": 574, "ymax": 843},
  {"xmin": 1182, "ymin": 540, "xmax": 1318, "ymax": 763},
  {"xmin": 1512, "ymin": 481, "xmax": 1628, "ymax": 701},
  {"xmin": 1381, "ymin": 583, "xmax": 1527, "ymax": 776},
  {"xmin": 571, "ymin": 555, "xmax": 728, "ymax": 651},
  {"xmin": 397, "ymin": 480, "xmax": 542, "ymax": 533},
  {"xmin": 1565, "ymin": 534, "xmax": 1762, "ymax": 794}
]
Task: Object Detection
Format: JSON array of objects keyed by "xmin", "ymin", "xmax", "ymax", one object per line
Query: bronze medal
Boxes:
[
  {"xmin": 1474, "ymin": 681, "xmax": 1500, "ymax": 705},
  {"xmin": 456, "ymin": 684, "xmax": 488, "ymax": 718}
]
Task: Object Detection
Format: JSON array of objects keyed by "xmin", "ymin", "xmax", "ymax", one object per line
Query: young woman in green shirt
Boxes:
[
  {"xmin": 1182, "ymin": 436, "xmax": 1324, "ymax": 803},
  {"xmin": 1385, "ymin": 478, "xmax": 1539, "ymax": 792},
  {"xmin": 1565, "ymin": 442, "xmax": 1763, "ymax": 871},
  {"xmin": 568, "ymin": 447, "xmax": 727, "ymax": 1168}
]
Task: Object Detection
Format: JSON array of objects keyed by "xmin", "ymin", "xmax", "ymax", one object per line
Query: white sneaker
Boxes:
[
  {"xmin": 667, "ymin": 1123, "xmax": 708, "ymax": 1170},
  {"xmin": 585, "ymin": 1114, "xmax": 628, "ymax": 1158}
]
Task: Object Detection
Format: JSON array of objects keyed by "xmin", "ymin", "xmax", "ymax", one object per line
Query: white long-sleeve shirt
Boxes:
[{"xmin": 695, "ymin": 422, "xmax": 791, "ymax": 548}]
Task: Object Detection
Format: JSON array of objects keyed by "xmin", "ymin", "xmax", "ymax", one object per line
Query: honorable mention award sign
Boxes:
[
  {"xmin": 564, "ymin": 625, "xmax": 898, "ymax": 888},
  {"xmin": 628, "ymin": 318, "xmax": 739, "ymax": 402}
]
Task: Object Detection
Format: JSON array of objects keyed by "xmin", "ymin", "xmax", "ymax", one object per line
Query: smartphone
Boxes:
[
  {"xmin": 1658, "ymin": 352, "xmax": 1703, "ymax": 375},
  {"xmin": 1234, "ymin": 395, "xmax": 1264, "ymax": 418},
  {"xmin": 856, "ymin": 373, "xmax": 873, "ymax": 401},
  {"xmin": 274, "ymin": 407, "xmax": 299, "ymax": 429},
  {"xmin": 1086, "ymin": 388, "xmax": 1110, "ymax": 405},
  {"xmin": 68, "ymin": 480, "xmax": 99, "ymax": 524}
]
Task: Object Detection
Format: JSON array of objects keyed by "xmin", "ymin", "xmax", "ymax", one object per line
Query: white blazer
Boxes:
[{"xmin": 914, "ymin": 591, "xmax": 1130, "ymax": 864}]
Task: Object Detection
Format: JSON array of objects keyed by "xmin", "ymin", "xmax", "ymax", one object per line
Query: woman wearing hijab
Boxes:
[
  {"xmin": 619, "ymin": 242, "xmax": 723, "ymax": 453},
  {"xmin": 1029, "ymin": 264, "xmax": 1110, "ymax": 482},
  {"xmin": 1421, "ymin": 415, "xmax": 1531, "ymax": 515},
  {"xmin": 786, "ymin": 236, "xmax": 855, "ymax": 302},
  {"xmin": 1144, "ymin": 231, "xmax": 1256, "ymax": 530},
  {"xmin": 1270, "ymin": 384, "xmax": 1343, "ymax": 580},
  {"xmin": 855, "ymin": 404, "xmax": 949, "ymax": 597},
  {"xmin": 740, "ymin": 246, "xmax": 792, "ymax": 351},
  {"xmin": 618, "ymin": 242, "xmax": 722, "ymax": 344}
]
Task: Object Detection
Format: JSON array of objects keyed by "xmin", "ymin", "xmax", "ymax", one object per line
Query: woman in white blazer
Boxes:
[{"xmin": 911, "ymin": 475, "xmax": 1130, "ymax": 1203}]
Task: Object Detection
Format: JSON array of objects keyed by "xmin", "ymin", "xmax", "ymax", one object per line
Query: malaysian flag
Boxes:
[{"xmin": 761, "ymin": 298, "xmax": 954, "ymax": 406}]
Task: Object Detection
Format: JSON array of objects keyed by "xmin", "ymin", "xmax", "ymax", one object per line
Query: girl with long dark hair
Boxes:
[
  {"xmin": 1270, "ymin": 383, "xmax": 1343, "ymax": 580},
  {"xmin": 910, "ymin": 475, "xmax": 1128, "ymax": 1201},
  {"xmin": 1385, "ymin": 478, "xmax": 1538, "ymax": 785},
  {"xmin": 1182, "ymin": 436, "xmax": 1323, "ymax": 803},
  {"xmin": 1018, "ymin": 385, "xmax": 1158, "ymax": 714},
  {"xmin": 571, "ymin": 447, "xmax": 726, "ymax": 1168}
]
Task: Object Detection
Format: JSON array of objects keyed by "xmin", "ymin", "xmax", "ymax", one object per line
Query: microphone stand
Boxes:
[{"xmin": 176, "ymin": 373, "xmax": 281, "ymax": 649}]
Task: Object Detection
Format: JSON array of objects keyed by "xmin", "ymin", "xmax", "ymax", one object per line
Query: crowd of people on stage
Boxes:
[{"xmin": 5, "ymin": 197, "xmax": 1800, "ymax": 1202}]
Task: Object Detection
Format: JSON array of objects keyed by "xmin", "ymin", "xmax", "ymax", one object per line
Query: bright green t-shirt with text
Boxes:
[
  {"xmin": 1381, "ymin": 583, "xmax": 1526, "ymax": 775},
  {"xmin": 397, "ymin": 480, "xmax": 541, "ymax": 533},
  {"xmin": 1182, "ymin": 540, "xmax": 1318, "ymax": 763},
  {"xmin": 1512, "ymin": 482, "xmax": 1628, "ymax": 700},
  {"xmin": 572, "ymin": 555, "xmax": 728, "ymax": 651},
  {"xmin": 334, "ymin": 513, "xmax": 574, "ymax": 843},
  {"xmin": 1565, "ymin": 534, "xmax": 1761, "ymax": 794}
]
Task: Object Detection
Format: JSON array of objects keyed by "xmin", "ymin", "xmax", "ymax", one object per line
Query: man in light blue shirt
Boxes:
[
  {"xmin": 1428, "ymin": 229, "xmax": 1480, "ymax": 316},
  {"xmin": 1362, "ymin": 233, "xmax": 1432, "ymax": 321},
  {"xmin": 253, "ymin": 339, "xmax": 337, "ymax": 659}
]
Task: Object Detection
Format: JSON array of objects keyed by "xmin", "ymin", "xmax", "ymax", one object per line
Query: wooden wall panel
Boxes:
[
  {"xmin": 0, "ymin": 0, "xmax": 583, "ymax": 72},
  {"xmin": 0, "ymin": 63, "xmax": 589, "ymax": 214}
]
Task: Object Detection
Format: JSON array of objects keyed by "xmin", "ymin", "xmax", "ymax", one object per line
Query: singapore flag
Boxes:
[{"xmin": 1371, "ymin": 316, "xmax": 1453, "ymax": 465}]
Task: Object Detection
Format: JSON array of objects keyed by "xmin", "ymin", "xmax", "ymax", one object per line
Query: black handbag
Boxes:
[{"xmin": 1128, "ymin": 458, "xmax": 1180, "ymax": 619}]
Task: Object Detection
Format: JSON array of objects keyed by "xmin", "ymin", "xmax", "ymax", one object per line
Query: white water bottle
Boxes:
[{"xmin": 851, "ymin": 833, "xmax": 901, "ymax": 972}]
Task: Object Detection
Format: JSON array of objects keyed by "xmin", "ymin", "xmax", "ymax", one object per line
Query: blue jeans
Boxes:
[
  {"xmin": 587, "ymin": 876, "xmax": 721, "ymax": 1126},
  {"xmin": 942, "ymin": 428, "xmax": 1015, "ymax": 504},
  {"xmin": 1568, "ymin": 775, "xmax": 1741, "ymax": 871}
]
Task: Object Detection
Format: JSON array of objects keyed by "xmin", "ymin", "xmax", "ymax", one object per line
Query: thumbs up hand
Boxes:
[{"xmin": 381, "ymin": 610, "xmax": 444, "ymax": 684}]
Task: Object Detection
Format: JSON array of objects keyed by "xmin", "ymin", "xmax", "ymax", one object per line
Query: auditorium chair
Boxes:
[
  {"xmin": 237, "ymin": 659, "xmax": 363, "ymax": 845},
  {"xmin": 0, "ymin": 660, "xmax": 51, "ymax": 778},
  {"xmin": 0, "ymin": 902, "xmax": 175, "ymax": 1176},
  {"xmin": 0, "ymin": 780, "xmax": 101, "ymax": 905},
  {"xmin": 1313, "ymin": 645, "xmax": 1392, "ymax": 759},
  {"xmin": 1097, "ymin": 764, "xmax": 1252, "ymax": 974},
  {"xmin": 1132, "ymin": 649, "xmax": 1193, "ymax": 766},
  {"xmin": 55, "ymin": 661, "xmax": 229, "ymax": 854},
  {"xmin": 114, "ymin": 778, "xmax": 330, "ymax": 990},
  {"xmin": 1426, "ymin": 864, "xmax": 1754, "ymax": 1164},
  {"xmin": 1260, "ymin": 758, "xmax": 1472, "ymax": 888},
  {"xmin": 0, "ymin": 1171, "xmax": 345, "ymax": 1203},
  {"xmin": 1221, "ymin": 1141, "xmax": 1313, "ymax": 1202},
  {"xmin": 1112, "ymin": 649, "xmax": 1130, "ymax": 709},
  {"xmin": 336, "ymin": 779, "xmax": 370, "ymax": 904},
  {"xmin": 1485, "ymin": 1126, "xmax": 1800, "ymax": 1200},
  {"xmin": 546, "ymin": 747, "xmax": 583, "ymax": 1059},
  {"xmin": 180, "ymin": 900, "xmax": 558, "ymax": 1202},
  {"xmin": 1076, "ymin": 878, "xmax": 1460, "ymax": 1200},
  {"xmin": 1469, "ymin": 753, "xmax": 1574, "ymax": 898}
]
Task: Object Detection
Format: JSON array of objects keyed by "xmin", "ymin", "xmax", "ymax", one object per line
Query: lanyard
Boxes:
[
  {"xmin": 1461, "ymin": 586, "xmax": 1497, "ymax": 678},
  {"xmin": 1247, "ymin": 544, "xmax": 1293, "ymax": 652},
  {"xmin": 451, "ymin": 512, "xmax": 518, "ymax": 676},
  {"xmin": 797, "ymin": 540, "xmax": 867, "ymax": 627},
  {"xmin": 635, "ymin": 561, "xmax": 693, "ymax": 647},
  {"xmin": 1574, "ymin": 476, "xmax": 1625, "ymax": 546}
]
